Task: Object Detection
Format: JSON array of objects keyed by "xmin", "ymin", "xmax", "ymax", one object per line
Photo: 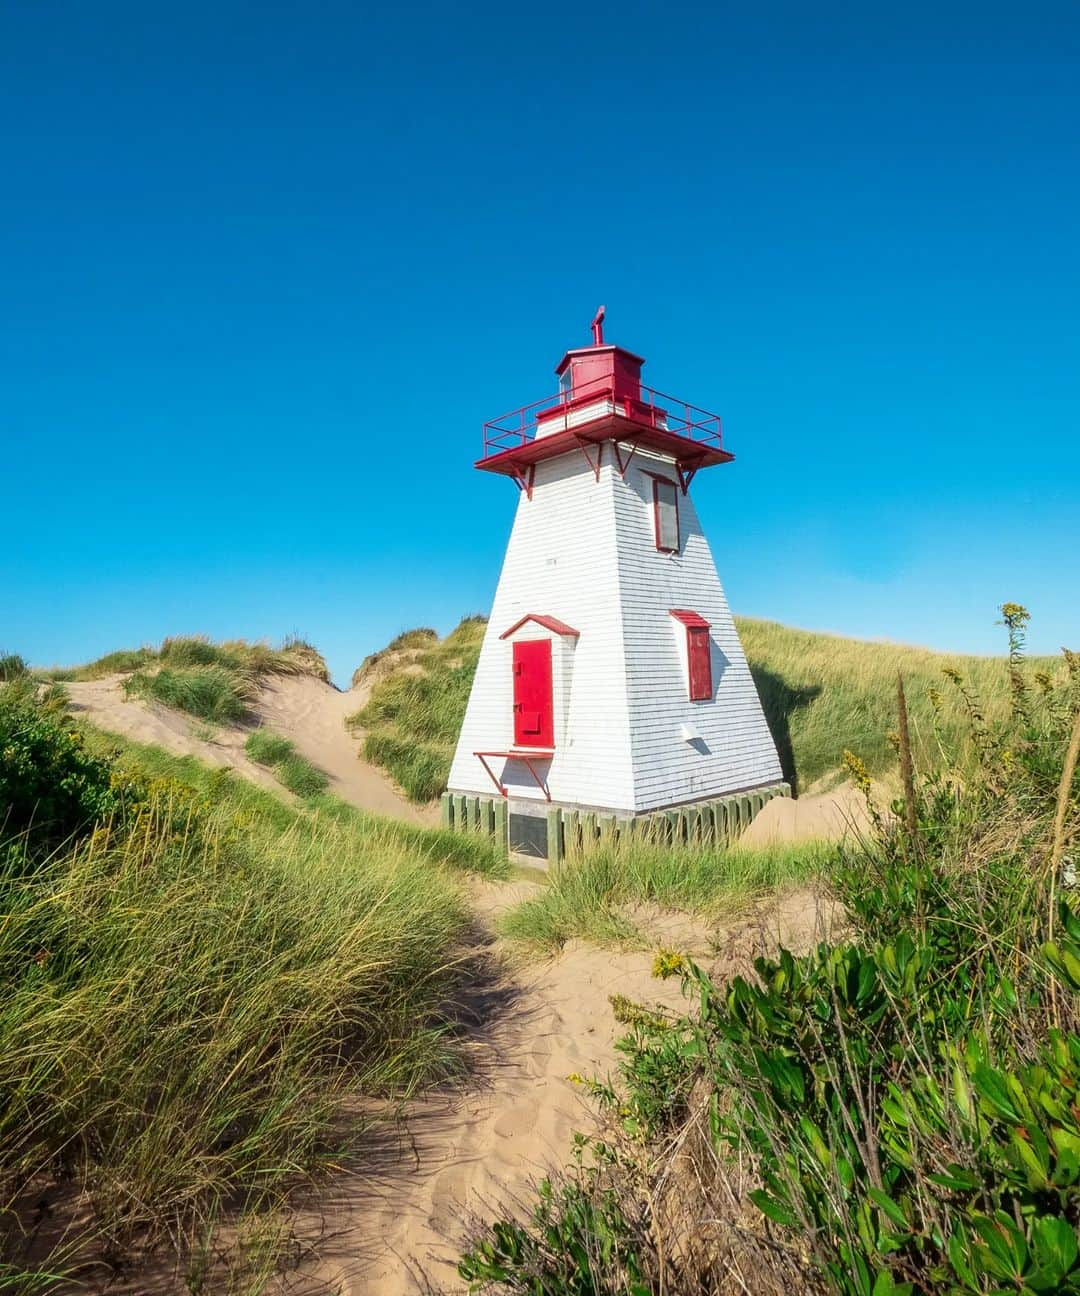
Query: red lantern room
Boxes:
[{"xmin": 477, "ymin": 306, "xmax": 734, "ymax": 498}]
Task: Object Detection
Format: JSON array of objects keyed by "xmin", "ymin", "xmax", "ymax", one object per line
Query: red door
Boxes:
[{"xmin": 512, "ymin": 640, "xmax": 554, "ymax": 748}]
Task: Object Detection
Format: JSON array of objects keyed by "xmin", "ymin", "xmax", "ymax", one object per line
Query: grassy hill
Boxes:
[
  {"xmin": 353, "ymin": 613, "xmax": 1066, "ymax": 800},
  {"xmin": 0, "ymin": 671, "xmax": 504, "ymax": 1288}
]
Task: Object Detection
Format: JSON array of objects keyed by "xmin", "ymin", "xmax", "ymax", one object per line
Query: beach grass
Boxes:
[
  {"xmin": 0, "ymin": 684, "xmax": 504, "ymax": 1286},
  {"xmin": 499, "ymin": 836, "xmax": 831, "ymax": 952}
]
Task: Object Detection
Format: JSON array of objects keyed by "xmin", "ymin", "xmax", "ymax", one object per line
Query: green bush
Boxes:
[
  {"xmin": 460, "ymin": 607, "xmax": 1080, "ymax": 1295},
  {"xmin": 124, "ymin": 664, "xmax": 251, "ymax": 722},
  {"xmin": 0, "ymin": 680, "xmax": 126, "ymax": 856}
]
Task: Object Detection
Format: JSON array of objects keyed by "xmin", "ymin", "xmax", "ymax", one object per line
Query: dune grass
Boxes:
[
  {"xmin": 42, "ymin": 634, "xmax": 329, "ymax": 686},
  {"xmin": 500, "ymin": 837, "xmax": 830, "ymax": 951},
  {"xmin": 107, "ymin": 635, "xmax": 331, "ymax": 725},
  {"xmin": 739, "ymin": 616, "xmax": 1065, "ymax": 790},
  {"xmin": 0, "ymin": 653, "xmax": 29, "ymax": 682},
  {"xmin": 244, "ymin": 728, "xmax": 330, "ymax": 797},
  {"xmin": 124, "ymin": 661, "xmax": 252, "ymax": 721},
  {"xmin": 348, "ymin": 615, "xmax": 487, "ymax": 802},
  {"xmin": 0, "ymin": 685, "xmax": 506, "ymax": 1287}
]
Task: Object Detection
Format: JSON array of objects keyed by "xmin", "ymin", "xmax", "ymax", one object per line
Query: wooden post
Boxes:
[
  {"xmin": 546, "ymin": 808, "xmax": 563, "ymax": 867},
  {"xmin": 440, "ymin": 793, "xmax": 452, "ymax": 829},
  {"xmin": 493, "ymin": 798, "xmax": 508, "ymax": 853}
]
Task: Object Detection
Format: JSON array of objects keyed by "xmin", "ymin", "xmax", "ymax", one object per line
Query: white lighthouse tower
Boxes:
[{"xmin": 444, "ymin": 310, "xmax": 787, "ymax": 860}]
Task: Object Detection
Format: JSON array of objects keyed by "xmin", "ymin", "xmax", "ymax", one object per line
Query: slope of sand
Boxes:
[
  {"xmin": 740, "ymin": 783, "xmax": 871, "ymax": 846},
  {"xmin": 65, "ymin": 673, "xmax": 433, "ymax": 824}
]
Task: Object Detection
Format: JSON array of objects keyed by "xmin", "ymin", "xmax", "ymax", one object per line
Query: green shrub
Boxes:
[
  {"xmin": 0, "ymin": 680, "xmax": 127, "ymax": 856},
  {"xmin": 245, "ymin": 729, "xmax": 296, "ymax": 766},
  {"xmin": 124, "ymin": 664, "xmax": 251, "ymax": 722}
]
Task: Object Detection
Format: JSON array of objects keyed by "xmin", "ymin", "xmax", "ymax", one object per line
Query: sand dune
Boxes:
[{"xmin": 65, "ymin": 672, "xmax": 434, "ymax": 824}]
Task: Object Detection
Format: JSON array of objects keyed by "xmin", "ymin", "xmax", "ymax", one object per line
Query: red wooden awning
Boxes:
[
  {"xmin": 500, "ymin": 613, "xmax": 580, "ymax": 640},
  {"xmin": 669, "ymin": 609, "xmax": 710, "ymax": 629}
]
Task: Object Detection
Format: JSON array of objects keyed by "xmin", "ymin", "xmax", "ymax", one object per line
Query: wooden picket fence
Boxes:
[{"xmin": 440, "ymin": 782, "xmax": 790, "ymax": 864}]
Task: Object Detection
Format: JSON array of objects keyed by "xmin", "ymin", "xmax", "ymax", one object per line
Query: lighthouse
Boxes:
[{"xmin": 444, "ymin": 310, "xmax": 788, "ymax": 860}]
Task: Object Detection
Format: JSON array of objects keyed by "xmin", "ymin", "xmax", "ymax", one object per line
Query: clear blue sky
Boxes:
[{"xmin": 3, "ymin": 2, "xmax": 1078, "ymax": 685}]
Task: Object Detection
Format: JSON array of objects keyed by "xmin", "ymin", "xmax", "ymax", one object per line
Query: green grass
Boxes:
[
  {"xmin": 739, "ymin": 616, "xmax": 1064, "ymax": 790},
  {"xmin": 245, "ymin": 728, "xmax": 298, "ymax": 766},
  {"xmin": 41, "ymin": 634, "xmax": 330, "ymax": 686},
  {"xmin": 124, "ymin": 662, "xmax": 251, "ymax": 721},
  {"xmin": 348, "ymin": 615, "xmax": 487, "ymax": 802},
  {"xmin": 0, "ymin": 653, "xmax": 29, "ymax": 682},
  {"xmin": 0, "ymin": 692, "xmax": 507, "ymax": 1287},
  {"xmin": 103, "ymin": 636, "xmax": 332, "ymax": 726},
  {"xmin": 352, "ymin": 610, "xmax": 1068, "ymax": 799},
  {"xmin": 245, "ymin": 729, "xmax": 330, "ymax": 798},
  {"xmin": 500, "ymin": 837, "xmax": 831, "ymax": 952}
]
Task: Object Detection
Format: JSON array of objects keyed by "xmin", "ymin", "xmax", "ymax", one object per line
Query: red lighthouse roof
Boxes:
[{"xmin": 477, "ymin": 308, "xmax": 733, "ymax": 495}]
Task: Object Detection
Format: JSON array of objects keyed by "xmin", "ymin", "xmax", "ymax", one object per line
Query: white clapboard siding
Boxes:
[
  {"xmin": 448, "ymin": 443, "xmax": 783, "ymax": 814},
  {"xmin": 447, "ymin": 450, "xmax": 638, "ymax": 811}
]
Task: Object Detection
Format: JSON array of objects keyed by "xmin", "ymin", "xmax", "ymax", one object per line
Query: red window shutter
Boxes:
[{"xmin": 687, "ymin": 626, "xmax": 712, "ymax": 701}]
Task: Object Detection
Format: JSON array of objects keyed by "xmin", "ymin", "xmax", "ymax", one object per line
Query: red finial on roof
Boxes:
[{"xmin": 590, "ymin": 305, "xmax": 606, "ymax": 346}]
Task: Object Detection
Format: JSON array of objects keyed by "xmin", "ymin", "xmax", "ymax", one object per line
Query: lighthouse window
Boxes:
[{"xmin": 652, "ymin": 477, "xmax": 680, "ymax": 553}]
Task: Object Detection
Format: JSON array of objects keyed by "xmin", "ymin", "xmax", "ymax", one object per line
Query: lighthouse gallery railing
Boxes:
[{"xmin": 480, "ymin": 376, "xmax": 725, "ymax": 461}]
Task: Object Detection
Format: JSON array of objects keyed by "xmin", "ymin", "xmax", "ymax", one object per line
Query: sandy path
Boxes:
[
  {"xmin": 65, "ymin": 673, "xmax": 433, "ymax": 825},
  {"xmin": 279, "ymin": 882, "xmax": 837, "ymax": 1296}
]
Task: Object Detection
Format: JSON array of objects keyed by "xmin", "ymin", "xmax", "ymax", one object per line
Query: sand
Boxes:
[
  {"xmin": 65, "ymin": 672, "xmax": 434, "ymax": 825},
  {"xmin": 277, "ymin": 882, "xmax": 838, "ymax": 1296},
  {"xmin": 740, "ymin": 782, "xmax": 872, "ymax": 846}
]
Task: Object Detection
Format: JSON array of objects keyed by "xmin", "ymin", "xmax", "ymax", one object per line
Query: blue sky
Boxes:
[{"xmin": 3, "ymin": 1, "xmax": 1078, "ymax": 685}]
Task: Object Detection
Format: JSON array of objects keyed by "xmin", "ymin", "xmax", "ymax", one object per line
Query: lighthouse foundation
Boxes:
[{"xmin": 439, "ymin": 781, "xmax": 790, "ymax": 864}]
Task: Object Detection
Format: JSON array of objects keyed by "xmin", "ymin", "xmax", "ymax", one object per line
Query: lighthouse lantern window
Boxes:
[{"xmin": 652, "ymin": 478, "xmax": 680, "ymax": 553}]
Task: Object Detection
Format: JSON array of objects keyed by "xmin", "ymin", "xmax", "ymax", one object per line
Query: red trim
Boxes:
[
  {"xmin": 652, "ymin": 476, "xmax": 680, "ymax": 553},
  {"xmin": 508, "ymin": 462, "xmax": 535, "ymax": 500},
  {"xmin": 612, "ymin": 439, "xmax": 640, "ymax": 479},
  {"xmin": 500, "ymin": 613, "xmax": 580, "ymax": 640},
  {"xmin": 572, "ymin": 435, "xmax": 603, "ymax": 481},
  {"xmin": 687, "ymin": 626, "xmax": 713, "ymax": 701},
  {"xmin": 474, "ymin": 751, "xmax": 553, "ymax": 801},
  {"xmin": 669, "ymin": 609, "xmax": 711, "ymax": 629}
]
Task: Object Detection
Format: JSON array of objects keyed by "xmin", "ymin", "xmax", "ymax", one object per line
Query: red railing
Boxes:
[{"xmin": 481, "ymin": 376, "xmax": 724, "ymax": 460}]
